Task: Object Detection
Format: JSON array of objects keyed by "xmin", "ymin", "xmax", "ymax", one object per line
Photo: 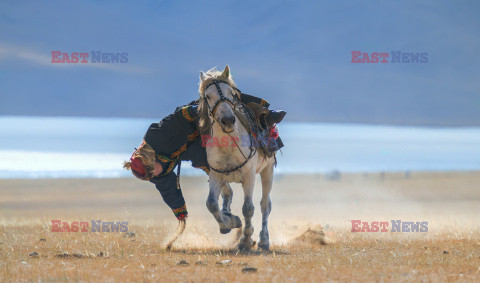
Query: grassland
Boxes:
[{"xmin": 1, "ymin": 171, "xmax": 479, "ymax": 281}]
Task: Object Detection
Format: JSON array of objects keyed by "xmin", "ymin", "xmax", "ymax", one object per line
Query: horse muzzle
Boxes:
[{"xmin": 219, "ymin": 115, "xmax": 236, "ymax": 133}]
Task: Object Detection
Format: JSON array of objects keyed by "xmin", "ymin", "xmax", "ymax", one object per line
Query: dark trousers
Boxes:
[{"xmin": 149, "ymin": 139, "xmax": 208, "ymax": 210}]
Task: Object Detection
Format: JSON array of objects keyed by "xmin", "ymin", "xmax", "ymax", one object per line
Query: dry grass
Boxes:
[
  {"xmin": 1, "ymin": 172, "xmax": 480, "ymax": 281},
  {"xmin": 1, "ymin": 224, "xmax": 479, "ymax": 282}
]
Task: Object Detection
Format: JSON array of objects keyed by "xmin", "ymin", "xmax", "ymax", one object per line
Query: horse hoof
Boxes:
[
  {"xmin": 258, "ymin": 242, "xmax": 270, "ymax": 251},
  {"xmin": 233, "ymin": 215, "xmax": 242, "ymax": 228},
  {"xmin": 220, "ymin": 228, "xmax": 232, "ymax": 234},
  {"xmin": 238, "ymin": 243, "xmax": 250, "ymax": 252},
  {"xmin": 238, "ymin": 238, "xmax": 254, "ymax": 252}
]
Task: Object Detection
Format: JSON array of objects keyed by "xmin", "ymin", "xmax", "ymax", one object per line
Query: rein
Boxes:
[{"xmin": 202, "ymin": 80, "xmax": 258, "ymax": 174}]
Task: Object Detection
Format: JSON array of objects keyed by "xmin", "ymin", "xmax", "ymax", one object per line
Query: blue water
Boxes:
[{"xmin": 1, "ymin": 116, "xmax": 479, "ymax": 178}]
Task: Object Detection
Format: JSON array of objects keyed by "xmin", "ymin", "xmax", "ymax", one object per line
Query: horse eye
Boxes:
[{"xmin": 206, "ymin": 95, "xmax": 211, "ymax": 99}]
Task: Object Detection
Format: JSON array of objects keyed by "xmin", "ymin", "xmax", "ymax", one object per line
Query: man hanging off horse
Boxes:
[{"xmin": 124, "ymin": 65, "xmax": 286, "ymax": 221}]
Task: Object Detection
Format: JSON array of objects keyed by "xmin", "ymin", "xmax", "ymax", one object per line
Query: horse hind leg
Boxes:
[
  {"xmin": 258, "ymin": 164, "xmax": 273, "ymax": 251},
  {"xmin": 206, "ymin": 179, "xmax": 241, "ymax": 234}
]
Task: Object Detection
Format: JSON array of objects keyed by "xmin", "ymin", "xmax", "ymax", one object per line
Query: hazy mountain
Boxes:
[{"xmin": 0, "ymin": 1, "xmax": 479, "ymax": 126}]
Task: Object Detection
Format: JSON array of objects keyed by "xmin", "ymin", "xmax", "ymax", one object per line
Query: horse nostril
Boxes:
[{"xmin": 221, "ymin": 116, "xmax": 235, "ymax": 126}]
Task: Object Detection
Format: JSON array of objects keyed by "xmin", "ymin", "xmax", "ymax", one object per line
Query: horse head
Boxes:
[{"xmin": 198, "ymin": 65, "xmax": 240, "ymax": 134}]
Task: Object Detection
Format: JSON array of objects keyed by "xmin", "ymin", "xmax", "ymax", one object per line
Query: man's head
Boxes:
[
  {"xmin": 123, "ymin": 141, "xmax": 158, "ymax": 180},
  {"xmin": 129, "ymin": 156, "xmax": 146, "ymax": 179}
]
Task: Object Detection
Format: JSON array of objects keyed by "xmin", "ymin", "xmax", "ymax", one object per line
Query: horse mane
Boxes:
[{"xmin": 197, "ymin": 68, "xmax": 239, "ymax": 135}]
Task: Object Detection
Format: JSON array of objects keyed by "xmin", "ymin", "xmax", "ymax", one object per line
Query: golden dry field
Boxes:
[{"xmin": 1, "ymin": 171, "xmax": 480, "ymax": 281}]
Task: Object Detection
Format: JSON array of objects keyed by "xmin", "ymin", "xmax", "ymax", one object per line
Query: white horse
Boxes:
[{"xmin": 197, "ymin": 65, "xmax": 276, "ymax": 251}]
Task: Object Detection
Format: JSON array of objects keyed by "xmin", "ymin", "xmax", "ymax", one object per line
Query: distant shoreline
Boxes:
[{"xmin": 1, "ymin": 170, "xmax": 479, "ymax": 181}]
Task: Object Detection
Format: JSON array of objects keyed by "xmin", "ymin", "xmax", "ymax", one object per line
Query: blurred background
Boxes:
[{"xmin": 0, "ymin": 0, "xmax": 479, "ymax": 178}]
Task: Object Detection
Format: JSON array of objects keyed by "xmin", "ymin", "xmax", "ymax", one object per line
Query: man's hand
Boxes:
[{"xmin": 154, "ymin": 161, "xmax": 163, "ymax": 176}]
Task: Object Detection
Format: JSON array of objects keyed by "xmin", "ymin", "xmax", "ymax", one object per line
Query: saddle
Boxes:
[{"xmin": 245, "ymin": 102, "xmax": 284, "ymax": 157}]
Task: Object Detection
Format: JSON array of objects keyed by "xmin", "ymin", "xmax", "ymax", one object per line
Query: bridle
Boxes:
[
  {"xmin": 203, "ymin": 80, "xmax": 241, "ymax": 134},
  {"xmin": 202, "ymin": 80, "xmax": 258, "ymax": 174}
]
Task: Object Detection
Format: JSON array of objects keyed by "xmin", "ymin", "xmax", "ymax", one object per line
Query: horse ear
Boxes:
[
  {"xmin": 221, "ymin": 65, "xmax": 230, "ymax": 79},
  {"xmin": 199, "ymin": 71, "xmax": 207, "ymax": 82}
]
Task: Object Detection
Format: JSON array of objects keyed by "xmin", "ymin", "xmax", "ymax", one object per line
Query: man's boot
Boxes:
[{"xmin": 265, "ymin": 110, "xmax": 286, "ymax": 126}]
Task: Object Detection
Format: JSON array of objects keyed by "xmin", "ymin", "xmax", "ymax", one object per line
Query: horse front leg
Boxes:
[
  {"xmin": 221, "ymin": 183, "xmax": 233, "ymax": 213},
  {"xmin": 238, "ymin": 172, "xmax": 256, "ymax": 252},
  {"xmin": 206, "ymin": 177, "xmax": 241, "ymax": 234},
  {"xmin": 258, "ymin": 163, "xmax": 273, "ymax": 251}
]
